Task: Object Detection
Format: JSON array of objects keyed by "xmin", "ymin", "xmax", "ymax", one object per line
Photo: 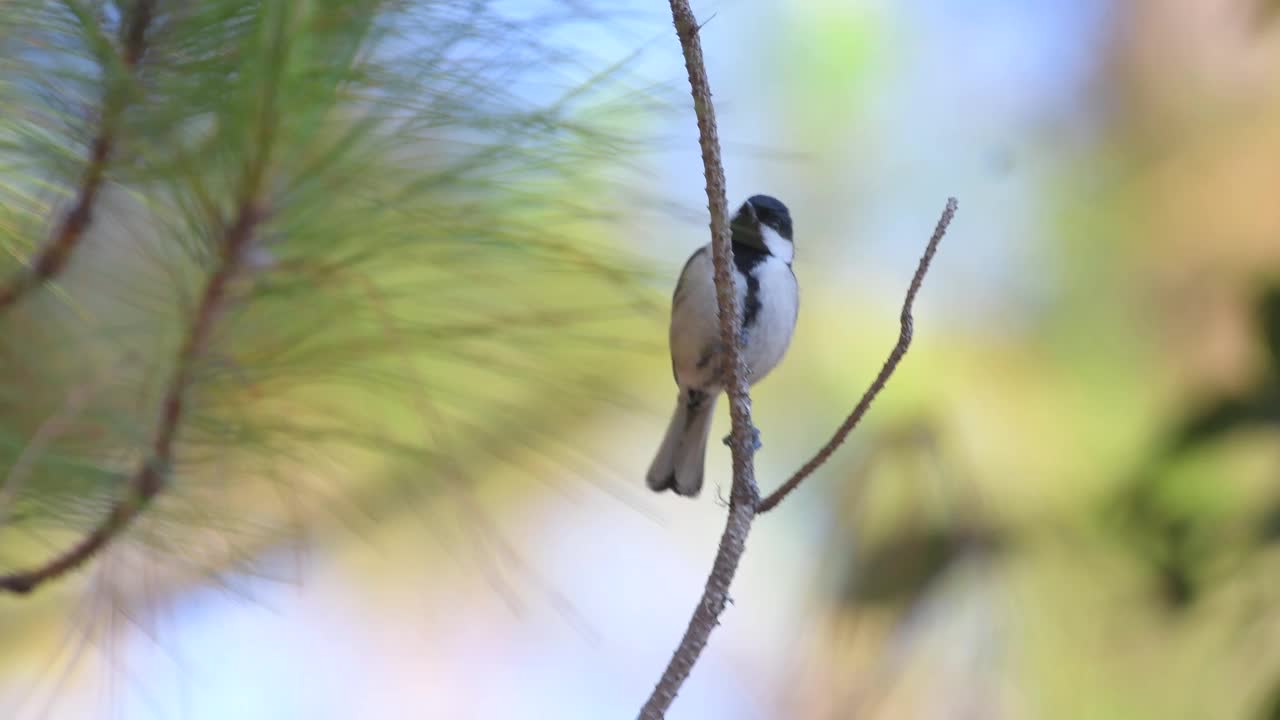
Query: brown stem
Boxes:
[
  {"xmin": 638, "ymin": 2, "xmax": 760, "ymax": 718},
  {"xmin": 0, "ymin": 200, "xmax": 265, "ymax": 595},
  {"xmin": 0, "ymin": 0, "xmax": 155, "ymax": 312},
  {"xmin": 757, "ymin": 197, "xmax": 958, "ymax": 513}
]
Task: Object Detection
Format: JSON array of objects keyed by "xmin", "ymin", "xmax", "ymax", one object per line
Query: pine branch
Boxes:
[
  {"xmin": 0, "ymin": 0, "xmax": 155, "ymax": 312},
  {"xmin": 0, "ymin": 196, "xmax": 266, "ymax": 595},
  {"xmin": 0, "ymin": 2, "xmax": 668, "ymax": 599}
]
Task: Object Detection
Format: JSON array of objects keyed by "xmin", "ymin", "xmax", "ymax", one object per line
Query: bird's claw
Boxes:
[{"xmin": 722, "ymin": 426, "xmax": 762, "ymax": 451}]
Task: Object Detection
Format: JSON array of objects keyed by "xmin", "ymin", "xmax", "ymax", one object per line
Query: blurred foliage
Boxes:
[
  {"xmin": 769, "ymin": 2, "xmax": 884, "ymax": 144},
  {"xmin": 1116, "ymin": 284, "xmax": 1280, "ymax": 610},
  {"xmin": 823, "ymin": 420, "xmax": 1006, "ymax": 613},
  {"xmin": 1261, "ymin": 682, "xmax": 1280, "ymax": 720},
  {"xmin": 0, "ymin": 0, "xmax": 664, "ymax": 611},
  {"xmin": 1164, "ymin": 285, "xmax": 1280, "ymax": 453}
]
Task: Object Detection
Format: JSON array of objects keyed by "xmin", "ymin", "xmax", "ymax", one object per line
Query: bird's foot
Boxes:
[{"xmin": 722, "ymin": 425, "xmax": 762, "ymax": 451}]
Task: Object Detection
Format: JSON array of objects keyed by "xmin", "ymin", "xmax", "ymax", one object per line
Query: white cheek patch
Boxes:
[{"xmin": 760, "ymin": 225, "xmax": 793, "ymax": 263}]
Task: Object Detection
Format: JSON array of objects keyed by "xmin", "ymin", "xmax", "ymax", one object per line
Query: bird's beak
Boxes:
[{"xmin": 731, "ymin": 202, "xmax": 767, "ymax": 251}]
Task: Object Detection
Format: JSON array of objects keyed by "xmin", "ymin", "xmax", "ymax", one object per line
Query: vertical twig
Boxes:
[
  {"xmin": 0, "ymin": 0, "xmax": 156, "ymax": 312},
  {"xmin": 639, "ymin": 2, "xmax": 760, "ymax": 717}
]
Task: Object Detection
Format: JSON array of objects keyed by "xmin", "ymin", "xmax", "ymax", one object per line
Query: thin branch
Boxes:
[
  {"xmin": 638, "ymin": 1, "xmax": 760, "ymax": 718},
  {"xmin": 757, "ymin": 197, "xmax": 957, "ymax": 514},
  {"xmin": 0, "ymin": 0, "xmax": 155, "ymax": 312},
  {"xmin": 0, "ymin": 199, "xmax": 267, "ymax": 595},
  {"xmin": 638, "ymin": 2, "xmax": 957, "ymax": 704}
]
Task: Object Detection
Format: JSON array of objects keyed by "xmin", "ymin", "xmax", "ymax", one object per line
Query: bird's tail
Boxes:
[{"xmin": 646, "ymin": 389, "xmax": 717, "ymax": 497}]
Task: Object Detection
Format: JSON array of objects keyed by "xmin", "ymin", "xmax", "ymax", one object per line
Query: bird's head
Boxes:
[{"xmin": 731, "ymin": 194, "xmax": 793, "ymax": 263}]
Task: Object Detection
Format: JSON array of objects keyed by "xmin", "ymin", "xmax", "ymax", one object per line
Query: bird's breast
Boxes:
[
  {"xmin": 669, "ymin": 247, "xmax": 797, "ymax": 390},
  {"xmin": 741, "ymin": 257, "xmax": 798, "ymax": 384}
]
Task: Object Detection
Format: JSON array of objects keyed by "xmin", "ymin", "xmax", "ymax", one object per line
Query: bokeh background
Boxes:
[{"xmin": 4, "ymin": 0, "xmax": 1280, "ymax": 718}]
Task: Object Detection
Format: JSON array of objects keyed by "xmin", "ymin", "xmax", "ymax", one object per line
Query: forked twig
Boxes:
[
  {"xmin": 757, "ymin": 198, "xmax": 956, "ymax": 513},
  {"xmin": 640, "ymin": 2, "xmax": 956, "ymax": 715}
]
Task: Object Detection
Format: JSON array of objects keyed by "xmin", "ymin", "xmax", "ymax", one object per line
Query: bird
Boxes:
[{"xmin": 646, "ymin": 194, "xmax": 798, "ymax": 497}]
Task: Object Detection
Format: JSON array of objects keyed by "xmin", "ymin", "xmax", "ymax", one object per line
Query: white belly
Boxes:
[{"xmin": 669, "ymin": 246, "xmax": 798, "ymax": 390}]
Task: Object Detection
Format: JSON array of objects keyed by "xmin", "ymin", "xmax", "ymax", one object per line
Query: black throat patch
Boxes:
[{"xmin": 733, "ymin": 243, "xmax": 769, "ymax": 333}]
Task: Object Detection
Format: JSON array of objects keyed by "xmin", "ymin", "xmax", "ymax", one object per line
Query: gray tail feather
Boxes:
[{"xmin": 646, "ymin": 391, "xmax": 717, "ymax": 497}]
